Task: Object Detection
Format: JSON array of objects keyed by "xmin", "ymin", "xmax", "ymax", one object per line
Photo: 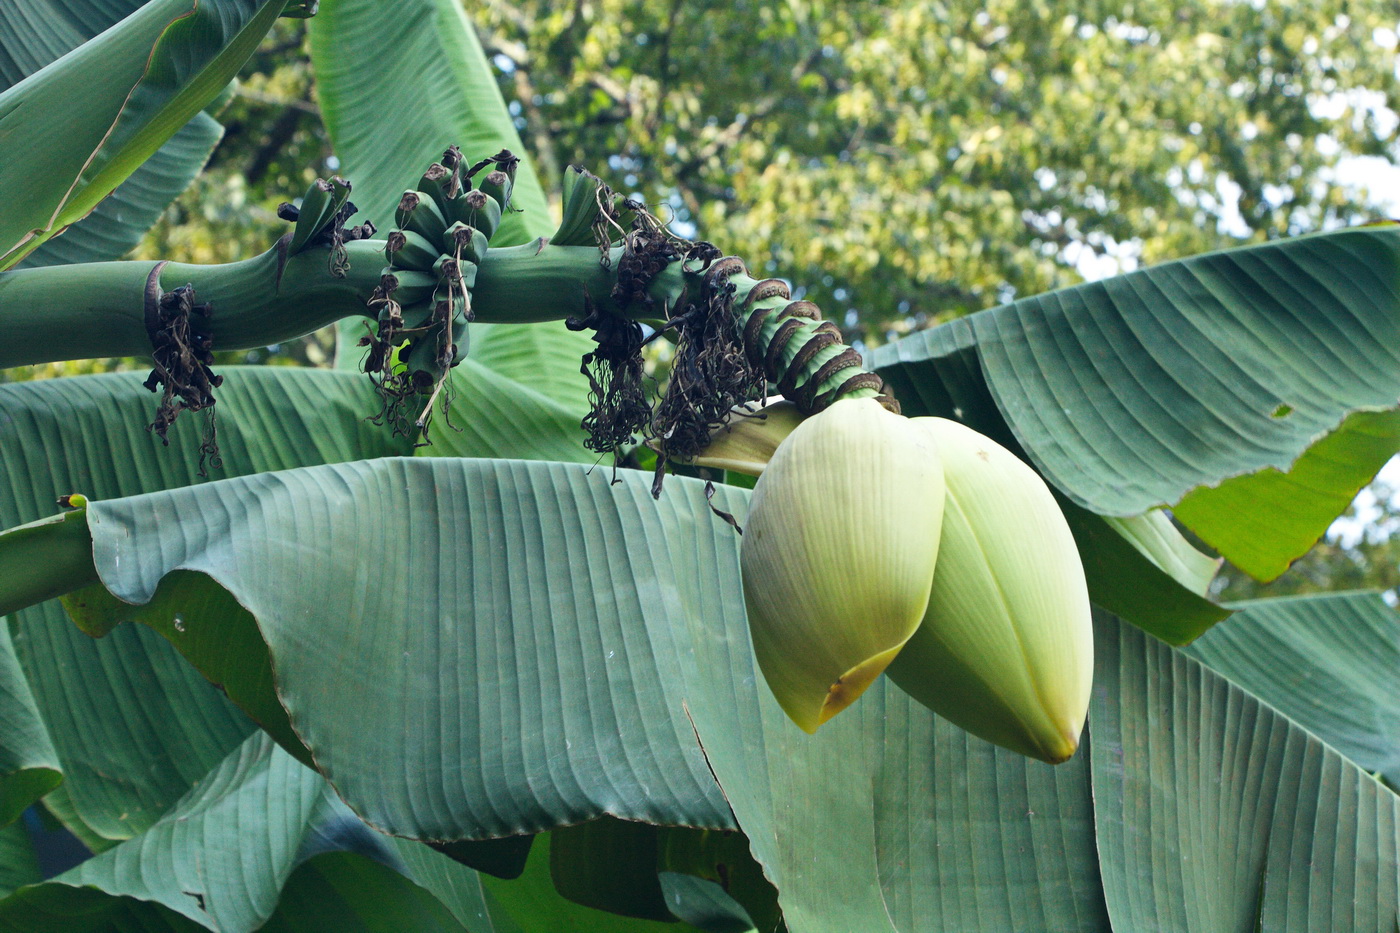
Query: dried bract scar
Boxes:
[
  {"xmin": 741, "ymin": 398, "xmax": 945, "ymax": 732},
  {"xmin": 886, "ymin": 418, "xmax": 1093, "ymax": 764}
]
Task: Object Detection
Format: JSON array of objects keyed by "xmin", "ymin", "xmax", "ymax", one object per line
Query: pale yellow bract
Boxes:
[{"xmin": 741, "ymin": 398, "xmax": 946, "ymax": 733}]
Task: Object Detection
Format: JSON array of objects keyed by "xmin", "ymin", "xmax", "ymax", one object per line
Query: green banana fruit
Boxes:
[
  {"xmin": 395, "ymin": 190, "xmax": 449, "ymax": 245},
  {"xmin": 442, "ymin": 222, "xmax": 489, "ymax": 265},
  {"xmin": 417, "ymin": 162, "xmax": 460, "ymax": 216},
  {"xmin": 288, "ymin": 178, "xmax": 335, "ymax": 254},
  {"xmin": 478, "ymin": 169, "xmax": 513, "ymax": 212},
  {"xmin": 742, "ymin": 398, "xmax": 945, "ymax": 733},
  {"xmin": 379, "ymin": 268, "xmax": 439, "ymax": 307},
  {"xmin": 383, "ymin": 230, "xmax": 444, "ymax": 272},
  {"xmin": 886, "ymin": 418, "xmax": 1093, "ymax": 764},
  {"xmin": 461, "ymin": 189, "xmax": 503, "ymax": 242}
]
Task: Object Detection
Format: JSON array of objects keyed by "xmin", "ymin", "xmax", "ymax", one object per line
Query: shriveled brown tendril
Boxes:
[
  {"xmin": 142, "ymin": 270, "xmax": 223, "ymax": 476},
  {"xmin": 649, "ymin": 252, "xmax": 768, "ymax": 496},
  {"xmin": 567, "ymin": 297, "xmax": 651, "ymax": 472}
]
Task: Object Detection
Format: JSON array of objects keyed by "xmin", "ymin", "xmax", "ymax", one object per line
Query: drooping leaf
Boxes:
[
  {"xmin": 82, "ymin": 460, "xmax": 737, "ymax": 839},
  {"xmin": 0, "ymin": 0, "xmax": 287, "ymax": 268},
  {"xmin": 17, "ymin": 113, "xmax": 223, "ymax": 268},
  {"xmin": 0, "ymin": 368, "xmax": 414, "ymax": 842},
  {"xmin": 1185, "ymin": 593, "xmax": 1400, "ymax": 788},
  {"xmin": 871, "ymin": 325, "xmax": 1228, "ymax": 643},
  {"xmin": 1174, "ymin": 409, "xmax": 1400, "ymax": 581},
  {"xmin": 2, "ymin": 733, "xmax": 329, "ymax": 932},
  {"xmin": 0, "ymin": 2, "xmax": 225, "ymax": 270},
  {"xmin": 0, "ymin": 731, "xmax": 524, "ymax": 933},
  {"xmin": 0, "ymin": 626, "xmax": 60, "ymax": 828},
  {"xmin": 1091, "ymin": 613, "xmax": 1400, "ymax": 933},
  {"xmin": 0, "ymin": 359, "xmax": 607, "ymax": 841},
  {"xmin": 0, "ymin": 1, "xmax": 144, "ymax": 88}
]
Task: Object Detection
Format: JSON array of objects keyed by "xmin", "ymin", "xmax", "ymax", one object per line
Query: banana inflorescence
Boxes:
[
  {"xmin": 360, "ymin": 146, "xmax": 520, "ymax": 439},
  {"xmin": 730, "ymin": 399, "xmax": 1094, "ymax": 763}
]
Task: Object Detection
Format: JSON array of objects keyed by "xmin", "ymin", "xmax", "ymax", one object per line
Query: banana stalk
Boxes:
[{"xmin": 0, "ymin": 500, "xmax": 98, "ymax": 617}]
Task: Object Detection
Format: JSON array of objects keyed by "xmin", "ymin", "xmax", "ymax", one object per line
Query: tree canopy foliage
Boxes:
[{"xmin": 474, "ymin": 0, "xmax": 1400, "ymax": 338}]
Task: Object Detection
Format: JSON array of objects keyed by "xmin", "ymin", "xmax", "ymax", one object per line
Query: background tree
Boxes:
[{"xmin": 473, "ymin": 0, "xmax": 1400, "ymax": 339}]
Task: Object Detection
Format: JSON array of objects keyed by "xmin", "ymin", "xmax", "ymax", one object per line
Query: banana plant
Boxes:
[{"xmin": 0, "ymin": 1, "xmax": 1397, "ymax": 931}]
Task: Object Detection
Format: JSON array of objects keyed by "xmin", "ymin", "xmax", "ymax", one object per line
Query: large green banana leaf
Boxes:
[
  {"xmin": 11, "ymin": 457, "xmax": 1387, "ymax": 932},
  {"xmin": 1093, "ymin": 616, "xmax": 1399, "ymax": 932},
  {"xmin": 1, "ymin": 0, "xmax": 225, "ymax": 270},
  {"xmin": 1184, "ymin": 592, "xmax": 1400, "ymax": 788},
  {"xmin": 0, "ymin": 626, "xmax": 58, "ymax": 828},
  {"xmin": 0, "ymin": 731, "xmax": 589, "ymax": 933},
  {"xmin": 870, "ymin": 225, "xmax": 1400, "ymax": 584},
  {"xmin": 308, "ymin": 0, "xmax": 547, "ymax": 247},
  {"xmin": 0, "ymin": 0, "xmax": 287, "ymax": 269},
  {"xmin": 0, "ymin": 361, "xmax": 585, "ymax": 839},
  {"xmin": 17, "ymin": 113, "xmax": 223, "ymax": 268}
]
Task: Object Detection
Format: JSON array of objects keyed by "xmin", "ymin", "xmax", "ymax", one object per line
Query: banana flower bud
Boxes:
[
  {"xmin": 741, "ymin": 399, "xmax": 946, "ymax": 732},
  {"xmin": 887, "ymin": 418, "xmax": 1093, "ymax": 764}
]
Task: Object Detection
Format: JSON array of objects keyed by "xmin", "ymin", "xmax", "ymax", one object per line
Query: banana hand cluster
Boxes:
[
  {"xmin": 361, "ymin": 148, "xmax": 518, "ymax": 408},
  {"xmin": 737, "ymin": 400, "xmax": 1093, "ymax": 763}
]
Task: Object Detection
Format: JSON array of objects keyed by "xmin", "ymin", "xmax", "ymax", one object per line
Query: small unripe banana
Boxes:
[
  {"xmin": 461, "ymin": 189, "xmax": 503, "ymax": 242},
  {"xmin": 383, "ymin": 230, "xmax": 443, "ymax": 272},
  {"xmin": 742, "ymin": 398, "xmax": 945, "ymax": 733},
  {"xmin": 396, "ymin": 190, "xmax": 449, "ymax": 245},
  {"xmin": 478, "ymin": 170, "xmax": 513, "ymax": 212},
  {"xmin": 379, "ymin": 268, "xmax": 439, "ymax": 306},
  {"xmin": 886, "ymin": 418, "xmax": 1092, "ymax": 764},
  {"xmin": 288, "ymin": 179, "xmax": 335, "ymax": 253}
]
